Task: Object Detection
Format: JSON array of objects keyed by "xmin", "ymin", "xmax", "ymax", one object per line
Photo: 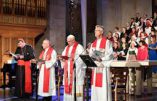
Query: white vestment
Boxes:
[
  {"xmin": 37, "ymin": 48, "xmax": 57, "ymax": 97},
  {"xmin": 89, "ymin": 39, "xmax": 113, "ymax": 101},
  {"xmin": 145, "ymin": 27, "xmax": 151, "ymax": 35},
  {"xmin": 61, "ymin": 44, "xmax": 86, "ymax": 101}
]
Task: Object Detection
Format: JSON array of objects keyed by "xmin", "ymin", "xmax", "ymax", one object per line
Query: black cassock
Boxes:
[{"xmin": 15, "ymin": 44, "xmax": 35, "ymax": 97}]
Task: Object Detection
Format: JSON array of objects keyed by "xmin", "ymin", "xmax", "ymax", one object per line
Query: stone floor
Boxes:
[{"xmin": 0, "ymin": 87, "xmax": 157, "ymax": 101}]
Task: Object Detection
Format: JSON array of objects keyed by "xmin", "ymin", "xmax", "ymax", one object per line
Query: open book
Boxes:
[
  {"xmin": 37, "ymin": 59, "xmax": 45, "ymax": 63},
  {"xmin": 92, "ymin": 50, "xmax": 104, "ymax": 59},
  {"xmin": 58, "ymin": 55, "xmax": 70, "ymax": 60},
  {"xmin": 5, "ymin": 50, "xmax": 20, "ymax": 58}
]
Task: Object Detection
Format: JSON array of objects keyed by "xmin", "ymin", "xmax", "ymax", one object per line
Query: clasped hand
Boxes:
[
  {"xmin": 95, "ymin": 57, "xmax": 102, "ymax": 62},
  {"xmin": 15, "ymin": 55, "xmax": 24, "ymax": 59}
]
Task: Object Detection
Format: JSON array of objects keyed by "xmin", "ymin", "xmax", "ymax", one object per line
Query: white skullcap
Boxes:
[{"xmin": 67, "ymin": 34, "xmax": 75, "ymax": 40}]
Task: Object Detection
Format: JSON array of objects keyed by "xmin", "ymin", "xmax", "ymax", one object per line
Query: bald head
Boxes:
[
  {"xmin": 42, "ymin": 39, "xmax": 51, "ymax": 49},
  {"xmin": 67, "ymin": 35, "xmax": 75, "ymax": 46},
  {"xmin": 67, "ymin": 35, "xmax": 75, "ymax": 40}
]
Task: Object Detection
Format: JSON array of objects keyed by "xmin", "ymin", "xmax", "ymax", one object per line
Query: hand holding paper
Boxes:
[{"xmin": 58, "ymin": 55, "xmax": 70, "ymax": 61}]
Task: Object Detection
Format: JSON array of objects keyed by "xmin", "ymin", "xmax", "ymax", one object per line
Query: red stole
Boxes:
[
  {"xmin": 92, "ymin": 37, "xmax": 106, "ymax": 48},
  {"xmin": 17, "ymin": 60, "xmax": 32, "ymax": 93},
  {"xmin": 64, "ymin": 42, "xmax": 78, "ymax": 94},
  {"xmin": 39, "ymin": 47, "xmax": 53, "ymax": 92},
  {"xmin": 91, "ymin": 37, "xmax": 106, "ymax": 87}
]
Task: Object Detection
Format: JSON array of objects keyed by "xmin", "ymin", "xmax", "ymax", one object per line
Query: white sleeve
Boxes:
[
  {"xmin": 74, "ymin": 44, "xmax": 86, "ymax": 82},
  {"xmin": 89, "ymin": 43, "xmax": 95, "ymax": 57},
  {"xmin": 101, "ymin": 40, "xmax": 113, "ymax": 61},
  {"xmin": 45, "ymin": 50, "xmax": 57, "ymax": 69},
  {"xmin": 60, "ymin": 48, "xmax": 66, "ymax": 68},
  {"xmin": 74, "ymin": 44, "xmax": 87, "ymax": 69},
  {"xmin": 37, "ymin": 64, "xmax": 40, "ymax": 69},
  {"xmin": 126, "ymin": 48, "xmax": 131, "ymax": 60},
  {"xmin": 126, "ymin": 50, "xmax": 129, "ymax": 60},
  {"xmin": 135, "ymin": 48, "xmax": 138, "ymax": 56}
]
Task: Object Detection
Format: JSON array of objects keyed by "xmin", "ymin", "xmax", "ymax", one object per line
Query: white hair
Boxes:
[
  {"xmin": 43, "ymin": 38, "xmax": 50, "ymax": 43},
  {"xmin": 67, "ymin": 34, "xmax": 75, "ymax": 40},
  {"xmin": 95, "ymin": 25, "xmax": 104, "ymax": 34},
  {"xmin": 43, "ymin": 38, "xmax": 51, "ymax": 46}
]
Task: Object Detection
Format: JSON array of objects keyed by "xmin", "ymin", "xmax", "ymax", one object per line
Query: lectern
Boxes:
[{"xmin": 80, "ymin": 55, "xmax": 97, "ymax": 101}]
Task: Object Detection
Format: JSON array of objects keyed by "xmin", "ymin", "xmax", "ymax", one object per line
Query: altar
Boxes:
[{"xmin": 111, "ymin": 60, "xmax": 157, "ymax": 95}]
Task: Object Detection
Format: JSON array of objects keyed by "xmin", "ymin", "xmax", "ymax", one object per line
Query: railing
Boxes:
[{"xmin": 0, "ymin": 15, "xmax": 47, "ymax": 26}]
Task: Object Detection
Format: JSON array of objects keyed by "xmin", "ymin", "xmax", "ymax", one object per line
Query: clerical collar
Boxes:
[
  {"xmin": 97, "ymin": 37, "xmax": 103, "ymax": 40},
  {"xmin": 44, "ymin": 47, "xmax": 49, "ymax": 52}
]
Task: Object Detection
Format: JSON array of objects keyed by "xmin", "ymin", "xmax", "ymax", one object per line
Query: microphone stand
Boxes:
[
  {"xmin": 59, "ymin": 47, "xmax": 87, "ymax": 101},
  {"xmin": 91, "ymin": 49, "xmax": 112, "ymax": 101},
  {"xmin": 73, "ymin": 48, "xmax": 87, "ymax": 101},
  {"xmin": 74, "ymin": 63, "xmax": 77, "ymax": 101}
]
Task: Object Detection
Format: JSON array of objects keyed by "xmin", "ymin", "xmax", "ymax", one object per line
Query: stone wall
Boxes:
[
  {"xmin": 35, "ymin": 0, "xmax": 152, "ymax": 55},
  {"xmin": 97, "ymin": 0, "xmax": 152, "ymax": 32}
]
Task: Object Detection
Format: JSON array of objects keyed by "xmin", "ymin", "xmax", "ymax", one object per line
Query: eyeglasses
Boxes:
[{"xmin": 95, "ymin": 30, "xmax": 102, "ymax": 33}]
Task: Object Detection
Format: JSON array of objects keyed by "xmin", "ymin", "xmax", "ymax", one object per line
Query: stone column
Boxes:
[
  {"xmin": 97, "ymin": 0, "xmax": 122, "ymax": 32},
  {"xmin": 35, "ymin": 0, "xmax": 66, "ymax": 55},
  {"xmin": 121, "ymin": 0, "xmax": 136, "ymax": 26},
  {"xmin": 48, "ymin": 0, "xmax": 66, "ymax": 54}
]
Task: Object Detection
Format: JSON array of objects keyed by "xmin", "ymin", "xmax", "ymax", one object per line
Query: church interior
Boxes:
[{"xmin": 0, "ymin": 0, "xmax": 157, "ymax": 101}]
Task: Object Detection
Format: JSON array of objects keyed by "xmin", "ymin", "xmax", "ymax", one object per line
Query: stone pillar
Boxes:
[
  {"xmin": 48, "ymin": 0, "xmax": 66, "ymax": 54},
  {"xmin": 101, "ymin": 0, "xmax": 118, "ymax": 32},
  {"xmin": 35, "ymin": 0, "xmax": 66, "ymax": 56},
  {"xmin": 97, "ymin": 0, "xmax": 122, "ymax": 32},
  {"xmin": 96, "ymin": 0, "xmax": 103, "ymax": 25},
  {"xmin": 121, "ymin": 0, "xmax": 136, "ymax": 26}
]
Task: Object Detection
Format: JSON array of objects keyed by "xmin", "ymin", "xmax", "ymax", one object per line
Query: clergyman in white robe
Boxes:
[
  {"xmin": 89, "ymin": 37, "xmax": 113, "ymax": 101},
  {"xmin": 61, "ymin": 35, "xmax": 86, "ymax": 101},
  {"xmin": 37, "ymin": 46, "xmax": 57, "ymax": 97}
]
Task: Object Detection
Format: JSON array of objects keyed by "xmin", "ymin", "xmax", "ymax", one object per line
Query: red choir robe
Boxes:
[{"xmin": 137, "ymin": 46, "xmax": 148, "ymax": 60}]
